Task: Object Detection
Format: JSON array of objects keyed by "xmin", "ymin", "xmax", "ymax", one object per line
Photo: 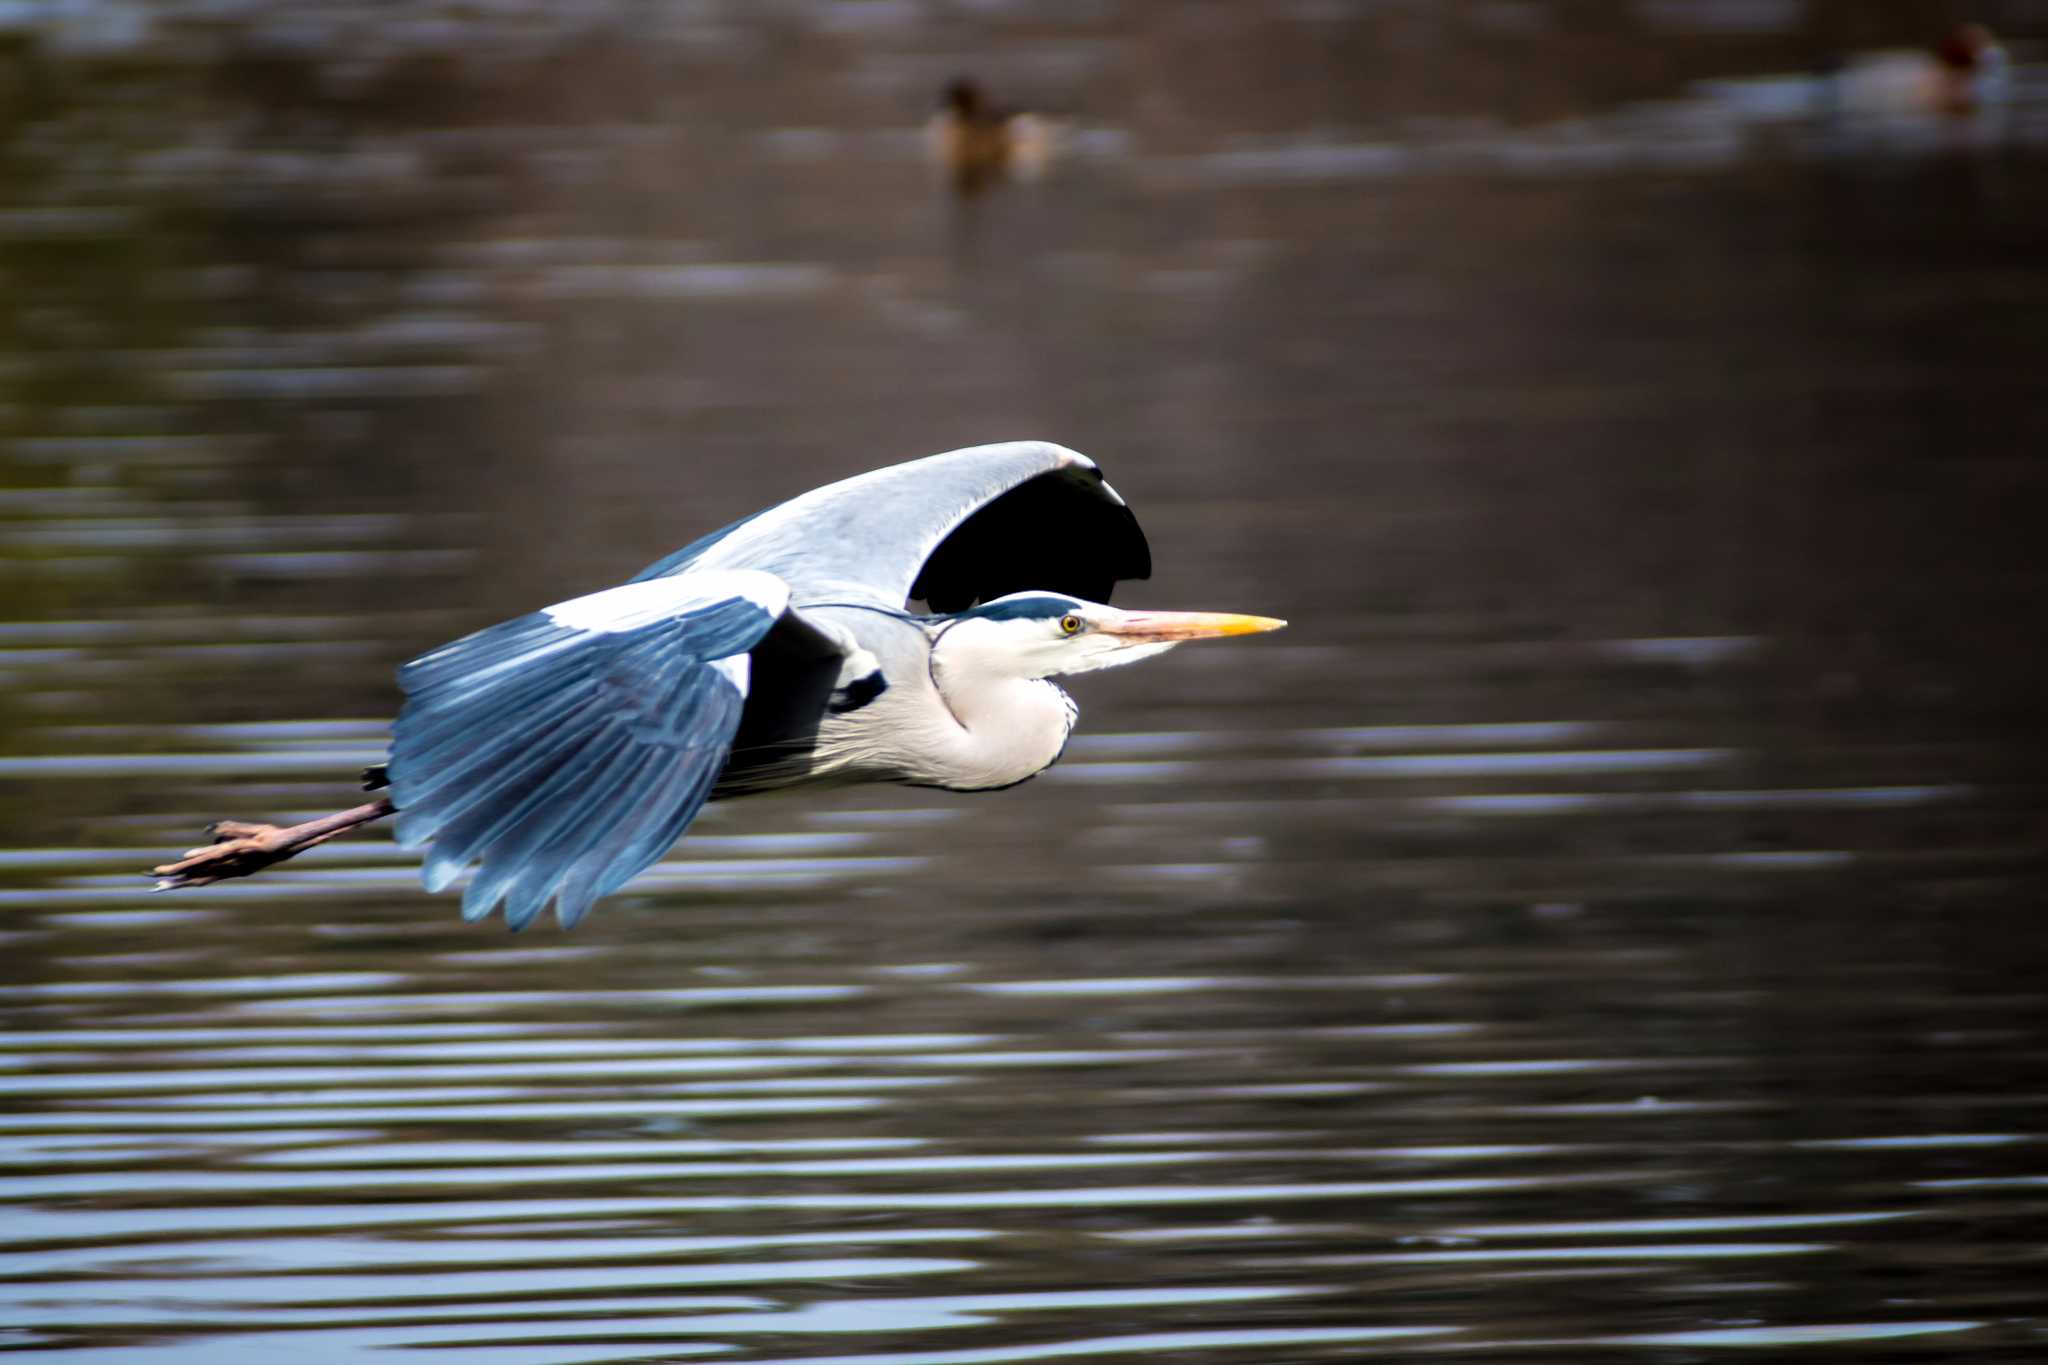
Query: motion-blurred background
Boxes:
[{"xmin": 3, "ymin": 2, "xmax": 2046, "ymax": 1360}]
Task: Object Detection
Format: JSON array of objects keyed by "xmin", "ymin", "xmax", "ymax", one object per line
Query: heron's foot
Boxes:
[
  {"xmin": 146, "ymin": 796, "xmax": 394, "ymax": 891},
  {"xmin": 149, "ymin": 821, "xmax": 305, "ymax": 890}
]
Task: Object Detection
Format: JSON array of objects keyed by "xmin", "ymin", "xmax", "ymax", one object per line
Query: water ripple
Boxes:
[{"xmin": 4, "ymin": 8, "xmax": 2045, "ymax": 1359}]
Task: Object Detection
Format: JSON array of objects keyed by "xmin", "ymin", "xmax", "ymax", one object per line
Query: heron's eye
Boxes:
[{"xmin": 1059, "ymin": 614, "xmax": 1082, "ymax": 635}]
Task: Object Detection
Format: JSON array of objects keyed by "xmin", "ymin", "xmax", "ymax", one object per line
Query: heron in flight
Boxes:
[{"xmin": 150, "ymin": 442, "xmax": 1285, "ymax": 929}]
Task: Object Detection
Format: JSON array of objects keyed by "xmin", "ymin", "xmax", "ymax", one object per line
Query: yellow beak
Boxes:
[{"xmin": 1102, "ymin": 610, "xmax": 1289, "ymax": 642}]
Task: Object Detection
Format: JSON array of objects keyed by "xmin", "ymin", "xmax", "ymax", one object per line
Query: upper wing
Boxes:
[
  {"xmin": 645, "ymin": 441, "xmax": 1151, "ymax": 613},
  {"xmin": 386, "ymin": 570, "xmax": 789, "ymax": 930}
]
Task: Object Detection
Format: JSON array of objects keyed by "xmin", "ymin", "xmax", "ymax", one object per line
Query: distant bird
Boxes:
[
  {"xmin": 926, "ymin": 77, "xmax": 1056, "ymax": 196},
  {"xmin": 150, "ymin": 442, "xmax": 1286, "ymax": 929},
  {"xmin": 1830, "ymin": 22, "xmax": 2008, "ymax": 120}
]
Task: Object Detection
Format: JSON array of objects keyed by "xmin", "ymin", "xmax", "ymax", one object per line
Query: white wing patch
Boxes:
[
  {"xmin": 709, "ymin": 654, "xmax": 750, "ymax": 694},
  {"xmin": 544, "ymin": 569, "xmax": 788, "ymax": 634}
]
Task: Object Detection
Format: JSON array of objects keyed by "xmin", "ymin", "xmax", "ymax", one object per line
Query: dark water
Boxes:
[{"xmin": 5, "ymin": 3, "xmax": 2048, "ymax": 1360}]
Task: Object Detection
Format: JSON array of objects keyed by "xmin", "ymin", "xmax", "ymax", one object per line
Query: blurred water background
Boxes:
[{"xmin": 4, "ymin": 0, "xmax": 2048, "ymax": 1359}]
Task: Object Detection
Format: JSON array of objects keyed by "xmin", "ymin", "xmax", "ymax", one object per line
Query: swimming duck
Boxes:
[
  {"xmin": 926, "ymin": 78, "xmax": 1056, "ymax": 197},
  {"xmin": 1831, "ymin": 22, "xmax": 2008, "ymax": 121}
]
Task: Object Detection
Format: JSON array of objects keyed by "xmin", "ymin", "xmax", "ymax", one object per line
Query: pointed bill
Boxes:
[{"xmin": 1101, "ymin": 610, "xmax": 1288, "ymax": 642}]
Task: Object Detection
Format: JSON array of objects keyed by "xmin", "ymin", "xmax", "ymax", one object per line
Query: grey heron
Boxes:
[{"xmin": 149, "ymin": 441, "xmax": 1285, "ymax": 929}]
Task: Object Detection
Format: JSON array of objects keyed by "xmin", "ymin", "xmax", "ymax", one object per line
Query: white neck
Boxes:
[{"xmin": 927, "ymin": 631, "xmax": 1078, "ymax": 791}]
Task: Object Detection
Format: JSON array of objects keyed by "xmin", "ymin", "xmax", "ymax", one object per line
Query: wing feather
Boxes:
[
  {"xmin": 657, "ymin": 441, "xmax": 1150, "ymax": 611},
  {"xmin": 388, "ymin": 569, "xmax": 786, "ymax": 929}
]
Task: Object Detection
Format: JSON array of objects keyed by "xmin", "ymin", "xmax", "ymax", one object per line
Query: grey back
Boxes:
[{"xmin": 688, "ymin": 441, "xmax": 1150, "ymax": 612}]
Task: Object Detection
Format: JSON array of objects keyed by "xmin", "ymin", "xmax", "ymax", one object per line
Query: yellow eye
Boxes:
[{"xmin": 1059, "ymin": 614, "xmax": 1082, "ymax": 635}]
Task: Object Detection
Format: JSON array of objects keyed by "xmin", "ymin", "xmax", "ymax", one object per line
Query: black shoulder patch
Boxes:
[{"xmin": 828, "ymin": 669, "xmax": 888, "ymax": 715}]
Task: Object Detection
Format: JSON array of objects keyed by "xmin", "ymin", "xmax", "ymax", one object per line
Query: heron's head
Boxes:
[{"xmin": 933, "ymin": 592, "xmax": 1286, "ymax": 681}]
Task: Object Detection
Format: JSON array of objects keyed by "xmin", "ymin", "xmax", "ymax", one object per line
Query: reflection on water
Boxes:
[{"xmin": 4, "ymin": 1, "xmax": 2047, "ymax": 1361}]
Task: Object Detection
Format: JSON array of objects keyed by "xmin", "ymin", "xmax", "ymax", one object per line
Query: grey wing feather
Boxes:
[
  {"xmin": 681, "ymin": 441, "xmax": 1151, "ymax": 612},
  {"xmin": 387, "ymin": 570, "xmax": 789, "ymax": 930}
]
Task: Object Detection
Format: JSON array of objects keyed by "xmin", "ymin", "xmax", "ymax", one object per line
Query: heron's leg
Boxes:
[{"xmin": 148, "ymin": 795, "xmax": 396, "ymax": 890}]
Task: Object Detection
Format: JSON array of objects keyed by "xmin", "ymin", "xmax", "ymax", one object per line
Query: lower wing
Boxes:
[{"xmin": 386, "ymin": 569, "xmax": 790, "ymax": 930}]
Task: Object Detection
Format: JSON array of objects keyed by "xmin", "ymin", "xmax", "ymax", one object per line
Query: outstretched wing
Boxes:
[
  {"xmin": 386, "ymin": 570, "xmax": 789, "ymax": 930},
  {"xmin": 654, "ymin": 441, "xmax": 1151, "ymax": 613}
]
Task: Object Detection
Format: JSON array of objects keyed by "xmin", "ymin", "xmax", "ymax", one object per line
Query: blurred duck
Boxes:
[
  {"xmin": 1932, "ymin": 22, "xmax": 2008, "ymax": 112},
  {"xmin": 926, "ymin": 78, "xmax": 1056, "ymax": 196},
  {"xmin": 1832, "ymin": 22, "xmax": 2008, "ymax": 120}
]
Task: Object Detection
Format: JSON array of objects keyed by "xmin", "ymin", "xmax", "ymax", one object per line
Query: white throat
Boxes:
[{"xmin": 926, "ymin": 622, "xmax": 1079, "ymax": 791}]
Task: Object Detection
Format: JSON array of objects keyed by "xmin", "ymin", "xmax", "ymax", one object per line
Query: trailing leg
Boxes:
[{"xmin": 149, "ymin": 796, "xmax": 396, "ymax": 890}]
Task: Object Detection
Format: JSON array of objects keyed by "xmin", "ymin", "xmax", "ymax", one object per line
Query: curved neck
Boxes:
[{"xmin": 927, "ymin": 629, "xmax": 1076, "ymax": 791}]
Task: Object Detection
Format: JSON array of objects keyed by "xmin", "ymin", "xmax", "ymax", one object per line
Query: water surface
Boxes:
[{"xmin": 4, "ymin": 3, "xmax": 2046, "ymax": 1360}]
